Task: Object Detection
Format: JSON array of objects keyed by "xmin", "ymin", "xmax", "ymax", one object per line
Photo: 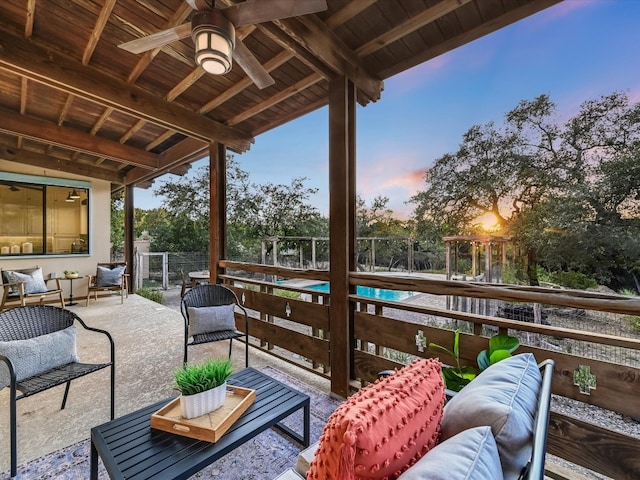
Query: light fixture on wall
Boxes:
[
  {"xmin": 65, "ymin": 192, "xmax": 75, "ymax": 202},
  {"xmin": 192, "ymin": 10, "xmax": 235, "ymax": 75},
  {"xmin": 69, "ymin": 189, "xmax": 81, "ymax": 199}
]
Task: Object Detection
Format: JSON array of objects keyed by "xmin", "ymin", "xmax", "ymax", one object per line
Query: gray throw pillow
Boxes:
[
  {"xmin": 0, "ymin": 326, "xmax": 80, "ymax": 389},
  {"xmin": 95, "ymin": 265, "xmax": 126, "ymax": 287},
  {"xmin": 397, "ymin": 426, "xmax": 504, "ymax": 480},
  {"xmin": 187, "ymin": 305, "xmax": 236, "ymax": 337},
  {"xmin": 439, "ymin": 353, "xmax": 542, "ymax": 480},
  {"xmin": 4, "ymin": 267, "xmax": 48, "ymax": 294}
]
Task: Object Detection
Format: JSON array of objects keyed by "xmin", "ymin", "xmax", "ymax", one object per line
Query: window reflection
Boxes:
[{"xmin": 0, "ymin": 181, "xmax": 89, "ymax": 256}]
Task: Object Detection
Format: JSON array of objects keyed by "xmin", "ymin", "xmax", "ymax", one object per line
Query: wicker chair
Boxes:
[
  {"xmin": 0, "ymin": 306, "xmax": 115, "ymax": 478},
  {"xmin": 181, "ymin": 284, "xmax": 249, "ymax": 367}
]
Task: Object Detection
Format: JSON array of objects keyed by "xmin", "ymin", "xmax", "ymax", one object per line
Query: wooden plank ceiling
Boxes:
[{"xmin": 0, "ymin": 0, "xmax": 561, "ymax": 192}]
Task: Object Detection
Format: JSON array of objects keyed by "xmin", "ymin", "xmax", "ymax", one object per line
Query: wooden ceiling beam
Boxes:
[
  {"xmin": 357, "ymin": 0, "xmax": 474, "ymax": 57},
  {"xmin": 228, "ymin": 73, "xmax": 323, "ymax": 126},
  {"xmin": 127, "ymin": 3, "xmax": 192, "ymax": 84},
  {"xmin": 276, "ymin": 15, "xmax": 383, "ymax": 102},
  {"xmin": 0, "ymin": 24, "xmax": 254, "ymax": 152},
  {"xmin": 0, "ymin": 107, "xmax": 159, "ymax": 169},
  {"xmin": 82, "ymin": 0, "xmax": 117, "ymax": 65},
  {"xmin": 378, "ymin": 0, "xmax": 562, "ymax": 79},
  {"xmin": 0, "ymin": 143, "xmax": 124, "ymax": 184},
  {"xmin": 125, "ymin": 137, "xmax": 208, "ymax": 186},
  {"xmin": 25, "ymin": 0, "xmax": 36, "ymax": 38},
  {"xmin": 199, "ymin": 49, "xmax": 293, "ymax": 114},
  {"xmin": 259, "ymin": 22, "xmax": 334, "ymax": 79}
]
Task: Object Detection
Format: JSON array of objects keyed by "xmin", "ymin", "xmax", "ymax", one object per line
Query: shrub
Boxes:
[
  {"xmin": 136, "ymin": 287, "xmax": 163, "ymax": 304},
  {"xmin": 537, "ymin": 268, "xmax": 597, "ymax": 290}
]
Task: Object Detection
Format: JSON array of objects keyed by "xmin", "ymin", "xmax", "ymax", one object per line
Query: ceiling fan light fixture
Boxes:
[{"xmin": 192, "ymin": 10, "xmax": 235, "ymax": 75}]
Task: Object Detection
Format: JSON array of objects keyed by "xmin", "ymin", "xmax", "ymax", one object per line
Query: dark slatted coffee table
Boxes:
[{"xmin": 90, "ymin": 368, "xmax": 310, "ymax": 480}]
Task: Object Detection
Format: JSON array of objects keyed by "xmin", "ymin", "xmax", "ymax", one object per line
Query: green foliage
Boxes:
[
  {"xmin": 145, "ymin": 156, "xmax": 328, "ymax": 261},
  {"xmin": 429, "ymin": 330, "xmax": 520, "ymax": 392},
  {"xmin": 409, "ymin": 91, "xmax": 640, "ymax": 290},
  {"xmin": 274, "ymin": 289, "xmax": 301, "ymax": 299},
  {"xmin": 476, "ymin": 334, "xmax": 520, "ymax": 371},
  {"xmin": 136, "ymin": 287, "xmax": 164, "ymax": 304},
  {"xmin": 110, "ymin": 193, "xmax": 125, "ymax": 252},
  {"xmin": 537, "ymin": 268, "xmax": 598, "ymax": 290},
  {"xmin": 173, "ymin": 358, "xmax": 232, "ymax": 396}
]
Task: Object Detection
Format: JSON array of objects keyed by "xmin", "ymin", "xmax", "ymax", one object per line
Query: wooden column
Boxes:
[
  {"xmin": 124, "ymin": 184, "xmax": 134, "ymax": 293},
  {"xmin": 210, "ymin": 142, "xmax": 226, "ymax": 284},
  {"xmin": 329, "ymin": 76, "xmax": 356, "ymax": 398}
]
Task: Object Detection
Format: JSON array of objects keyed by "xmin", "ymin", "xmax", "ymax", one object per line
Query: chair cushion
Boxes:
[
  {"xmin": 439, "ymin": 353, "xmax": 542, "ymax": 480},
  {"xmin": 95, "ymin": 265, "xmax": 125, "ymax": 287},
  {"xmin": 397, "ymin": 426, "xmax": 504, "ymax": 480},
  {"xmin": 3, "ymin": 267, "xmax": 48, "ymax": 294},
  {"xmin": 187, "ymin": 305, "xmax": 237, "ymax": 337},
  {"xmin": 307, "ymin": 358, "xmax": 445, "ymax": 480},
  {"xmin": 0, "ymin": 326, "xmax": 80, "ymax": 388}
]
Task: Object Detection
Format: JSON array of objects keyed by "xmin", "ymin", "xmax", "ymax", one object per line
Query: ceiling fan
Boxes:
[{"xmin": 118, "ymin": 0, "xmax": 328, "ymax": 89}]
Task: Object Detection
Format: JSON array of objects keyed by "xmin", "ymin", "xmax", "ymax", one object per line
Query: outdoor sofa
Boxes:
[{"xmin": 277, "ymin": 353, "xmax": 554, "ymax": 480}]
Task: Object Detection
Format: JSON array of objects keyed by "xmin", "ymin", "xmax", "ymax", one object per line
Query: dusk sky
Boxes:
[{"xmin": 135, "ymin": 0, "xmax": 640, "ymax": 219}]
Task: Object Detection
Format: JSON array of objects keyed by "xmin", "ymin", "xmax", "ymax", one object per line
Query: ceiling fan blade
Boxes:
[
  {"xmin": 233, "ymin": 39, "xmax": 275, "ymax": 89},
  {"xmin": 118, "ymin": 23, "xmax": 192, "ymax": 54},
  {"xmin": 224, "ymin": 0, "xmax": 328, "ymax": 27}
]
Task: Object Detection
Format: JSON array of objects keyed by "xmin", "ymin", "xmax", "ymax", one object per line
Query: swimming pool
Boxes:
[{"xmin": 306, "ymin": 282, "xmax": 414, "ymax": 301}]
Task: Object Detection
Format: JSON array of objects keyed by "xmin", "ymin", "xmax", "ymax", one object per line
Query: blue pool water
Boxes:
[{"xmin": 306, "ymin": 282, "xmax": 413, "ymax": 301}]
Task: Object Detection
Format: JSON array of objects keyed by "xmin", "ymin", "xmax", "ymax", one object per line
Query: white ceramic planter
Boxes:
[{"xmin": 179, "ymin": 382, "xmax": 227, "ymax": 419}]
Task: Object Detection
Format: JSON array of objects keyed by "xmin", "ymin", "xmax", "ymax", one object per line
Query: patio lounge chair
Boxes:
[
  {"xmin": 0, "ymin": 305, "xmax": 115, "ymax": 478},
  {"xmin": 181, "ymin": 284, "xmax": 249, "ymax": 367},
  {"xmin": 1, "ymin": 266, "xmax": 65, "ymax": 311},
  {"xmin": 86, "ymin": 262, "xmax": 128, "ymax": 306}
]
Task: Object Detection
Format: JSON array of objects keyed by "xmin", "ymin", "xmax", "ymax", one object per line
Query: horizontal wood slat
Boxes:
[
  {"xmin": 355, "ymin": 311, "xmax": 640, "ymax": 419},
  {"xmin": 247, "ymin": 316, "xmax": 329, "ymax": 367},
  {"xmin": 547, "ymin": 411, "xmax": 640, "ymax": 480},
  {"xmin": 229, "ymin": 286, "xmax": 329, "ymax": 331}
]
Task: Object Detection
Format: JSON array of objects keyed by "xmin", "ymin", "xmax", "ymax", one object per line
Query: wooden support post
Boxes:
[
  {"xmin": 210, "ymin": 142, "xmax": 226, "ymax": 284},
  {"xmin": 124, "ymin": 184, "xmax": 134, "ymax": 293},
  {"xmin": 329, "ymin": 76, "xmax": 355, "ymax": 398}
]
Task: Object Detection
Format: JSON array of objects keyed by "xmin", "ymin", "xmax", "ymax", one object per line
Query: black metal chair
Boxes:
[
  {"xmin": 181, "ymin": 284, "xmax": 249, "ymax": 367},
  {"xmin": 0, "ymin": 305, "xmax": 115, "ymax": 478}
]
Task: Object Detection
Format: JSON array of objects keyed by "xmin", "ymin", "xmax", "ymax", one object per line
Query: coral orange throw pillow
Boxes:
[{"xmin": 307, "ymin": 358, "xmax": 445, "ymax": 480}]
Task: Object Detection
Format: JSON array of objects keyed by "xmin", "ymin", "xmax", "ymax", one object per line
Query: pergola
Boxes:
[{"xmin": 0, "ymin": 0, "xmax": 562, "ymax": 394}]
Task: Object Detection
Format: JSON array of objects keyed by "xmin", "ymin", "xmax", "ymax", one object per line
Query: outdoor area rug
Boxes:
[{"xmin": 0, "ymin": 366, "xmax": 339, "ymax": 480}]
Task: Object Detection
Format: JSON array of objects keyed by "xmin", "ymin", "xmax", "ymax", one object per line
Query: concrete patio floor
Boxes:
[{"xmin": 0, "ymin": 287, "xmax": 330, "ymax": 472}]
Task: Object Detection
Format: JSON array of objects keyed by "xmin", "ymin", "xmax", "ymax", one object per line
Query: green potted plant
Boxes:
[
  {"xmin": 429, "ymin": 330, "xmax": 520, "ymax": 392},
  {"xmin": 63, "ymin": 270, "xmax": 79, "ymax": 279},
  {"xmin": 174, "ymin": 358, "xmax": 233, "ymax": 419}
]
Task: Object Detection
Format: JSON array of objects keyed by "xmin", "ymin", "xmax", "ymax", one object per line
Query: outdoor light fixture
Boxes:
[
  {"xmin": 191, "ymin": 10, "xmax": 235, "ymax": 75},
  {"xmin": 65, "ymin": 192, "xmax": 74, "ymax": 202},
  {"xmin": 69, "ymin": 189, "xmax": 80, "ymax": 199}
]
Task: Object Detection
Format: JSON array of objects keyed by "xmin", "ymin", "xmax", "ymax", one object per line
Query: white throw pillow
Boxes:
[
  {"xmin": 0, "ymin": 326, "xmax": 80, "ymax": 389},
  {"xmin": 4, "ymin": 267, "xmax": 48, "ymax": 294},
  {"xmin": 187, "ymin": 305, "xmax": 236, "ymax": 337},
  {"xmin": 397, "ymin": 426, "xmax": 504, "ymax": 480},
  {"xmin": 439, "ymin": 353, "xmax": 542, "ymax": 480}
]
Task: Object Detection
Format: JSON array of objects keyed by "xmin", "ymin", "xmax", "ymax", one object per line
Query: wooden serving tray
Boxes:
[{"xmin": 150, "ymin": 385, "xmax": 256, "ymax": 442}]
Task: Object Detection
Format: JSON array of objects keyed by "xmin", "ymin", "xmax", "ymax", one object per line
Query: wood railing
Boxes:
[{"xmin": 219, "ymin": 260, "xmax": 640, "ymax": 479}]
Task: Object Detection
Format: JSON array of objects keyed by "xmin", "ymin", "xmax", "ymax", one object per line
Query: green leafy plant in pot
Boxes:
[
  {"xmin": 429, "ymin": 330, "xmax": 520, "ymax": 392},
  {"xmin": 174, "ymin": 358, "xmax": 232, "ymax": 419}
]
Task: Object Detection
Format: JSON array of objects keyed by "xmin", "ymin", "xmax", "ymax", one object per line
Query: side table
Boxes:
[{"xmin": 62, "ymin": 275, "xmax": 81, "ymax": 306}]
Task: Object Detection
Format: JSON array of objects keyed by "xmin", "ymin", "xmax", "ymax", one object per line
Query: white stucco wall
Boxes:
[{"xmin": 0, "ymin": 160, "xmax": 114, "ymax": 301}]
